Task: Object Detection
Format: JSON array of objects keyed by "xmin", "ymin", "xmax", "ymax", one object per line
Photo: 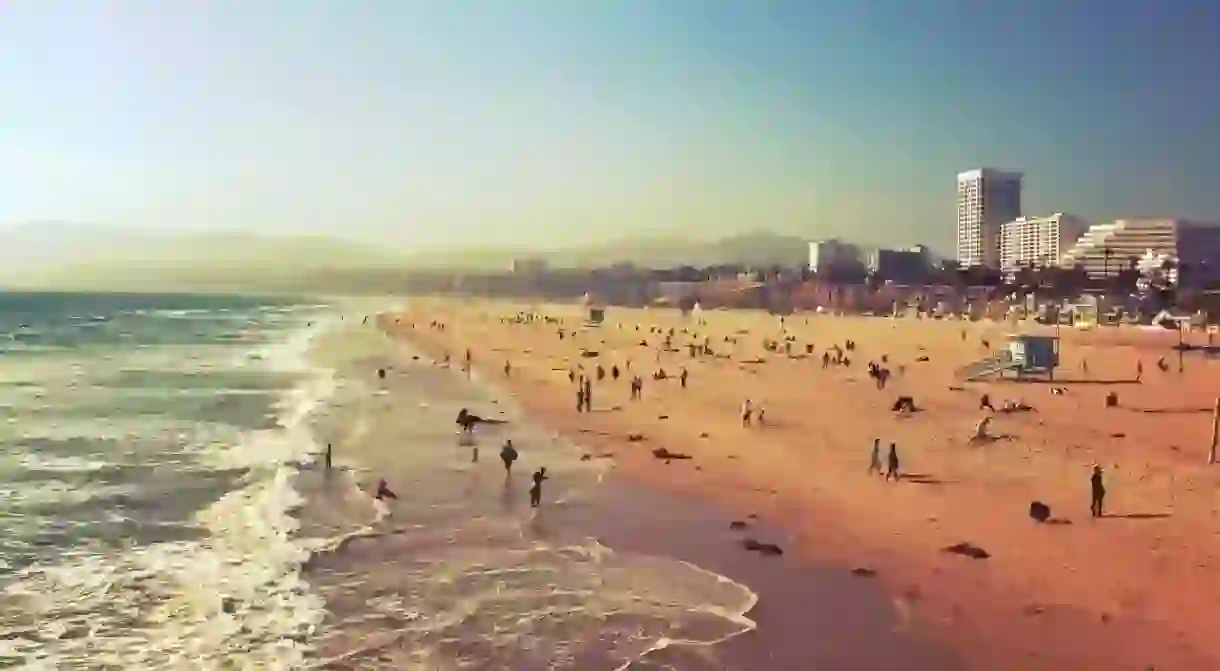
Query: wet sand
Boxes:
[
  {"xmin": 299, "ymin": 316, "xmax": 951, "ymax": 669},
  {"xmin": 390, "ymin": 299, "xmax": 1220, "ymax": 670},
  {"xmin": 585, "ymin": 481, "xmax": 961, "ymax": 670}
]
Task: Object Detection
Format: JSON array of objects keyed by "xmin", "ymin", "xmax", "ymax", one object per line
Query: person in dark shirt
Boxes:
[
  {"xmin": 529, "ymin": 467, "xmax": 548, "ymax": 508},
  {"xmin": 886, "ymin": 443, "xmax": 901, "ymax": 481},
  {"xmin": 500, "ymin": 440, "xmax": 519, "ymax": 476},
  {"xmin": 1090, "ymin": 465, "xmax": 1106, "ymax": 518}
]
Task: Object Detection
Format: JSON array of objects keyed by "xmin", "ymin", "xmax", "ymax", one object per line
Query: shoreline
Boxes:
[
  {"xmin": 302, "ymin": 311, "xmax": 952, "ymax": 669},
  {"xmin": 585, "ymin": 477, "xmax": 960, "ymax": 669},
  {"xmin": 375, "ymin": 308, "xmax": 954, "ymax": 669},
  {"xmin": 386, "ymin": 298, "xmax": 1220, "ymax": 670}
]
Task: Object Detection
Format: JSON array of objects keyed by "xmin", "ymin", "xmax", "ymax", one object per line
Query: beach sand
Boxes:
[
  {"xmin": 387, "ymin": 298, "xmax": 1220, "ymax": 670},
  {"xmin": 297, "ymin": 313, "xmax": 956, "ymax": 669}
]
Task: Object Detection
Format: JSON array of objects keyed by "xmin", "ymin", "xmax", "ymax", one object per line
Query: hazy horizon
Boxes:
[{"xmin": 2, "ymin": 1, "xmax": 1218, "ymax": 254}]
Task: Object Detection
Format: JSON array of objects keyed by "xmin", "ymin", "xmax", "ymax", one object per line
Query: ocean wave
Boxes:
[
  {"xmin": 0, "ymin": 305, "xmax": 339, "ymax": 669},
  {"xmin": 299, "ymin": 320, "xmax": 760, "ymax": 670},
  {"xmin": 309, "ymin": 529, "xmax": 758, "ymax": 670}
]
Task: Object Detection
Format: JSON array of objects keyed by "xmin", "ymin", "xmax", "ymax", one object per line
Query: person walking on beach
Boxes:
[
  {"xmin": 612, "ymin": 364, "xmax": 620, "ymax": 381},
  {"xmin": 868, "ymin": 439, "xmax": 882, "ymax": 475},
  {"xmin": 324, "ymin": 443, "xmax": 333, "ymax": 470},
  {"xmin": 741, "ymin": 399, "xmax": 753, "ymax": 427},
  {"xmin": 529, "ymin": 467, "xmax": 548, "ymax": 507},
  {"xmin": 583, "ymin": 378, "xmax": 593, "ymax": 412},
  {"xmin": 680, "ymin": 368, "xmax": 688, "ymax": 389},
  {"xmin": 576, "ymin": 386, "xmax": 585, "ymax": 412},
  {"xmin": 500, "ymin": 440, "xmax": 518, "ymax": 476},
  {"xmin": 885, "ymin": 443, "xmax": 901, "ymax": 481},
  {"xmin": 1090, "ymin": 465, "xmax": 1106, "ymax": 518},
  {"xmin": 503, "ymin": 359, "xmax": 511, "ymax": 378}
]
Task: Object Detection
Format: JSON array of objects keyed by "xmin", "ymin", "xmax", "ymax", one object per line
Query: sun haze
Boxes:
[{"xmin": 0, "ymin": 1, "xmax": 1217, "ymax": 253}]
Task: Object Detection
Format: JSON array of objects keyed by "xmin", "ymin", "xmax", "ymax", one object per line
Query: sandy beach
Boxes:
[
  {"xmin": 386, "ymin": 298, "xmax": 1220, "ymax": 670},
  {"xmin": 297, "ymin": 312, "xmax": 955, "ymax": 669}
]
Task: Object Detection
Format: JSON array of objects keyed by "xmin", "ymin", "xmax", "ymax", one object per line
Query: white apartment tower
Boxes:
[
  {"xmin": 999, "ymin": 213, "xmax": 1089, "ymax": 275},
  {"xmin": 955, "ymin": 168, "xmax": 1023, "ymax": 268}
]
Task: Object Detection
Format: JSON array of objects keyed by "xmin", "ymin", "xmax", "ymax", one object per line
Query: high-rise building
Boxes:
[
  {"xmin": 956, "ymin": 168, "xmax": 1023, "ymax": 268},
  {"xmin": 999, "ymin": 213, "xmax": 1089, "ymax": 275}
]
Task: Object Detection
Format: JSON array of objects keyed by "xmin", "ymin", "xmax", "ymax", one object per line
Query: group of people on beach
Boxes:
[
  {"xmin": 497, "ymin": 439, "xmax": 548, "ymax": 507},
  {"xmin": 867, "ymin": 438, "xmax": 901, "ymax": 480}
]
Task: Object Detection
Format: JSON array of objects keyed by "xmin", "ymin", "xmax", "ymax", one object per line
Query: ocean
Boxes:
[
  {"xmin": 0, "ymin": 292, "xmax": 759, "ymax": 670},
  {"xmin": 0, "ymin": 291, "xmax": 337, "ymax": 669}
]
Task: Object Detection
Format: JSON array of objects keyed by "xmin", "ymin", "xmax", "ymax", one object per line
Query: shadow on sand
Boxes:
[
  {"xmin": 1131, "ymin": 407, "xmax": 1215, "ymax": 414},
  {"xmin": 901, "ymin": 473, "xmax": 950, "ymax": 486},
  {"xmin": 1105, "ymin": 512, "xmax": 1172, "ymax": 520},
  {"xmin": 1005, "ymin": 377, "xmax": 1142, "ymax": 385}
]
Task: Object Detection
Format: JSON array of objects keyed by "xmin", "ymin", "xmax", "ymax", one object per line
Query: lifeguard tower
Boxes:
[
  {"xmin": 581, "ymin": 293, "xmax": 606, "ymax": 326},
  {"xmin": 955, "ymin": 333, "xmax": 1060, "ymax": 381}
]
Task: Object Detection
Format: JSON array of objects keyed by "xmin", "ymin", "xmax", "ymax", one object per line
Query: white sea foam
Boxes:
[{"xmin": 0, "ymin": 305, "xmax": 340, "ymax": 670}]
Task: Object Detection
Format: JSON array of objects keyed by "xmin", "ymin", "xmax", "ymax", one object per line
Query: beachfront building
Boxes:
[
  {"xmin": 1058, "ymin": 218, "xmax": 1220, "ymax": 285},
  {"xmin": 867, "ymin": 245, "xmax": 932, "ymax": 284},
  {"xmin": 999, "ymin": 213, "xmax": 1089, "ymax": 277},
  {"xmin": 956, "ymin": 168, "xmax": 1023, "ymax": 268},
  {"xmin": 808, "ymin": 238, "xmax": 863, "ymax": 276},
  {"xmin": 509, "ymin": 258, "xmax": 548, "ymax": 275}
]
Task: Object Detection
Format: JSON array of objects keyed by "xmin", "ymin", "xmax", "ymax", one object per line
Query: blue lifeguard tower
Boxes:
[{"xmin": 955, "ymin": 333, "xmax": 1060, "ymax": 381}]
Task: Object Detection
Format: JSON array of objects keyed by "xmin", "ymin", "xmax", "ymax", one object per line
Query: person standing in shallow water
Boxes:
[
  {"xmin": 530, "ymin": 467, "xmax": 548, "ymax": 507},
  {"xmin": 324, "ymin": 443, "xmax": 333, "ymax": 470},
  {"xmin": 500, "ymin": 440, "xmax": 518, "ymax": 476},
  {"xmin": 1090, "ymin": 465, "xmax": 1106, "ymax": 518}
]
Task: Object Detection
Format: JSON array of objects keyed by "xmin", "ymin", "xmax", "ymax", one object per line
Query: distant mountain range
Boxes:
[
  {"xmin": 0, "ymin": 222, "xmax": 833, "ymax": 291},
  {"xmin": 398, "ymin": 231, "xmax": 814, "ymax": 271}
]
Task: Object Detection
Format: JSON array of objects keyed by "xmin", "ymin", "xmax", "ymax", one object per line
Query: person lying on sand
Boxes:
[{"xmin": 455, "ymin": 408, "xmax": 507, "ymax": 433}]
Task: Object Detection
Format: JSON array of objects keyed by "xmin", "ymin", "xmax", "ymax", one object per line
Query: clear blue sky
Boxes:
[{"xmin": 1, "ymin": 0, "xmax": 1217, "ymax": 253}]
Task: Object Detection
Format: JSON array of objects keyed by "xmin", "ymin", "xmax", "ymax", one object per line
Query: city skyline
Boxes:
[{"xmin": 1, "ymin": 1, "xmax": 1218, "ymax": 253}]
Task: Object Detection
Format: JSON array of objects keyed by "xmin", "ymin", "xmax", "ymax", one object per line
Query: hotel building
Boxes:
[
  {"xmin": 956, "ymin": 168, "xmax": 1023, "ymax": 268},
  {"xmin": 1059, "ymin": 218, "xmax": 1220, "ymax": 284},
  {"xmin": 999, "ymin": 213, "xmax": 1089, "ymax": 276}
]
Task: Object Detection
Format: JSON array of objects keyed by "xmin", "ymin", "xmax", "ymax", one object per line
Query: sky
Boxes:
[{"xmin": 1, "ymin": 0, "xmax": 1218, "ymax": 254}]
